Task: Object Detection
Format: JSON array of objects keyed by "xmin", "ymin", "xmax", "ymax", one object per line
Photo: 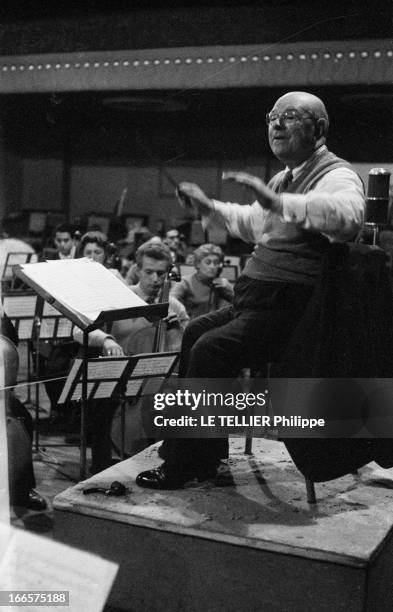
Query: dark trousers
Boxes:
[{"xmin": 161, "ymin": 277, "xmax": 313, "ymax": 471}]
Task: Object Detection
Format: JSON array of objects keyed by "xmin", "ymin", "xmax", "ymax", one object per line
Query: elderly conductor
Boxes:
[{"xmin": 136, "ymin": 91, "xmax": 386, "ymax": 489}]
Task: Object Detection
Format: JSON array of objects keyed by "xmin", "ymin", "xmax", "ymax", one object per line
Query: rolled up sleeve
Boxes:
[
  {"xmin": 282, "ymin": 168, "xmax": 365, "ymax": 241},
  {"xmin": 204, "ymin": 200, "xmax": 269, "ymax": 243}
]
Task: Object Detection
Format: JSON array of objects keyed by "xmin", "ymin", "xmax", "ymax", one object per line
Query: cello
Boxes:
[
  {"xmin": 120, "ymin": 264, "xmax": 182, "ymax": 355},
  {"xmin": 110, "ymin": 265, "xmax": 182, "ymax": 456}
]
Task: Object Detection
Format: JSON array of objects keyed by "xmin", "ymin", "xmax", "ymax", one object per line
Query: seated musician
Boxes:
[
  {"xmin": 73, "ymin": 241, "xmax": 188, "ymax": 472},
  {"xmin": 170, "ymin": 243, "xmax": 234, "ymax": 319},
  {"xmin": 2, "ymin": 308, "xmax": 47, "ymax": 511},
  {"xmin": 125, "ymin": 235, "xmax": 163, "ymax": 287},
  {"xmin": 77, "ymin": 230, "xmax": 124, "ymax": 280},
  {"xmin": 84, "ymin": 241, "xmax": 189, "ymax": 356},
  {"xmin": 41, "ymin": 223, "xmax": 77, "ymax": 260}
]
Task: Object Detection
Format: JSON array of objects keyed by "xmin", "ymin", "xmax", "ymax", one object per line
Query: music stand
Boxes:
[
  {"xmin": 2, "ymin": 291, "xmax": 37, "ymax": 410},
  {"xmin": 58, "ymin": 355, "xmax": 144, "ymax": 474},
  {"xmin": 14, "ymin": 259, "xmax": 168, "ymax": 479},
  {"xmin": 118, "ymin": 351, "xmax": 180, "ymax": 459},
  {"xmin": 2, "ymin": 252, "xmax": 32, "ymax": 292},
  {"xmin": 220, "ymin": 264, "xmax": 238, "ymax": 283},
  {"xmin": 30, "ymin": 298, "xmax": 77, "ymax": 460}
]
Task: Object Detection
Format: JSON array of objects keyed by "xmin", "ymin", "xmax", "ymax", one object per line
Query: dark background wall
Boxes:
[{"xmin": 0, "ymin": 1, "xmax": 391, "ymax": 227}]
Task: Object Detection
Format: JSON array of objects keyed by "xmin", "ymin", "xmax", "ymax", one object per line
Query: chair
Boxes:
[{"xmin": 244, "ymin": 242, "xmax": 393, "ymax": 503}]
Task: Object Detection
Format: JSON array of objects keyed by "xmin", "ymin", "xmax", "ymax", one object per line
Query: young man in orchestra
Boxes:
[
  {"xmin": 72, "ymin": 241, "xmax": 189, "ymax": 473},
  {"xmin": 136, "ymin": 90, "xmax": 393, "ymax": 490},
  {"xmin": 42, "ymin": 223, "xmax": 77, "ymax": 260},
  {"xmin": 77, "ymin": 240, "xmax": 189, "ymax": 356}
]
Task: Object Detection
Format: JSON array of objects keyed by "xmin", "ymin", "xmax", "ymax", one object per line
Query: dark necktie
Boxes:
[{"xmin": 278, "ymin": 170, "xmax": 293, "ymax": 193}]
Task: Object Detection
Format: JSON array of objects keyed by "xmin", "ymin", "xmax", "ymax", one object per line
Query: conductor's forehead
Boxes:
[{"xmin": 272, "ymin": 92, "xmax": 320, "ymax": 114}]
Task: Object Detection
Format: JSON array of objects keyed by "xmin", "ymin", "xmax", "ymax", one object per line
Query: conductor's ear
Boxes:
[{"xmin": 314, "ymin": 118, "xmax": 327, "ymax": 140}]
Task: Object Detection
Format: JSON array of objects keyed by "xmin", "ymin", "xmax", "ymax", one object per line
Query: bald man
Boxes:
[{"xmin": 137, "ymin": 91, "xmax": 366, "ymax": 489}]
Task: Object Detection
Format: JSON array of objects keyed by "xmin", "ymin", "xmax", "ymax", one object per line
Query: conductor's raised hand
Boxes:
[
  {"xmin": 222, "ymin": 171, "xmax": 280, "ymax": 211},
  {"xmin": 176, "ymin": 182, "xmax": 213, "ymax": 214}
]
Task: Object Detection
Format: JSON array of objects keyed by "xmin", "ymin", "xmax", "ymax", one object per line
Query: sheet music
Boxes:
[
  {"xmin": 19, "ymin": 259, "xmax": 147, "ymax": 325},
  {"xmin": 43, "ymin": 302, "xmax": 62, "ymax": 316},
  {"xmin": 94, "ymin": 381, "xmax": 118, "ymax": 399},
  {"xmin": 57, "ymin": 318, "xmax": 73, "ymax": 338},
  {"xmin": 88, "ymin": 359, "xmax": 128, "ymax": 380},
  {"xmin": 125, "ymin": 379, "xmax": 143, "ymax": 397},
  {"xmin": 0, "ymin": 524, "xmax": 118, "ymax": 612},
  {"xmin": 131, "ymin": 355, "xmax": 178, "ymax": 377},
  {"xmin": 72, "ymin": 382, "xmax": 95, "ymax": 401},
  {"xmin": 3, "ymin": 295, "xmax": 37, "ymax": 318},
  {"xmin": 39, "ymin": 318, "xmax": 56, "ymax": 339},
  {"xmin": 58, "ymin": 359, "xmax": 82, "ymax": 405},
  {"xmin": 16, "ymin": 319, "xmax": 34, "ymax": 340},
  {"xmin": 142, "ymin": 377, "xmax": 166, "ymax": 396}
]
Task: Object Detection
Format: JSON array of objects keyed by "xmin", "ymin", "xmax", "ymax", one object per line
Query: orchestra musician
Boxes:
[
  {"xmin": 1, "ymin": 308, "xmax": 47, "ymax": 511},
  {"xmin": 52, "ymin": 223, "xmax": 77, "ymax": 259},
  {"xmin": 73, "ymin": 240, "xmax": 189, "ymax": 473},
  {"xmin": 136, "ymin": 90, "xmax": 393, "ymax": 490},
  {"xmin": 170, "ymin": 243, "xmax": 234, "ymax": 319},
  {"xmin": 163, "ymin": 228, "xmax": 186, "ymax": 267},
  {"xmin": 36, "ymin": 223, "xmax": 81, "ymax": 427},
  {"xmin": 83, "ymin": 241, "xmax": 189, "ymax": 356},
  {"xmin": 39, "ymin": 223, "xmax": 78, "ymax": 261}
]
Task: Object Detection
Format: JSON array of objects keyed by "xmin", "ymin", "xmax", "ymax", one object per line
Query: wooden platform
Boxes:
[{"xmin": 53, "ymin": 438, "xmax": 393, "ymax": 612}]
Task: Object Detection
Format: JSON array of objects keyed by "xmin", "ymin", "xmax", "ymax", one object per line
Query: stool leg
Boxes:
[
  {"xmin": 245, "ymin": 436, "xmax": 253, "ymax": 455},
  {"xmin": 305, "ymin": 478, "xmax": 316, "ymax": 504}
]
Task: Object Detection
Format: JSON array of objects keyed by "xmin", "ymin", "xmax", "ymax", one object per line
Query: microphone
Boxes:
[
  {"xmin": 364, "ymin": 168, "xmax": 391, "ymax": 246},
  {"xmin": 365, "ymin": 168, "xmax": 391, "ymax": 225}
]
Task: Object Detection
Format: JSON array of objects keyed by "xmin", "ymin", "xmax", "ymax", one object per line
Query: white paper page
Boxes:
[
  {"xmin": 94, "ymin": 381, "xmax": 117, "ymax": 399},
  {"xmin": 39, "ymin": 318, "xmax": 56, "ymax": 339},
  {"xmin": 57, "ymin": 318, "xmax": 73, "ymax": 338},
  {"xmin": 0, "ymin": 524, "xmax": 118, "ymax": 612},
  {"xmin": 58, "ymin": 359, "xmax": 82, "ymax": 405},
  {"xmin": 16, "ymin": 319, "xmax": 34, "ymax": 341},
  {"xmin": 88, "ymin": 359, "xmax": 128, "ymax": 380},
  {"xmin": 3, "ymin": 295, "xmax": 37, "ymax": 318},
  {"xmin": 43, "ymin": 302, "xmax": 62, "ymax": 316},
  {"xmin": 71, "ymin": 382, "xmax": 95, "ymax": 401},
  {"xmin": 19, "ymin": 259, "xmax": 147, "ymax": 325},
  {"xmin": 125, "ymin": 379, "xmax": 143, "ymax": 397},
  {"xmin": 132, "ymin": 355, "xmax": 177, "ymax": 377}
]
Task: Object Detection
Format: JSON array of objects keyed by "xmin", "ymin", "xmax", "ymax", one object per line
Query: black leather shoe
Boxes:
[
  {"xmin": 136, "ymin": 464, "xmax": 196, "ymax": 490},
  {"xmin": 26, "ymin": 489, "xmax": 47, "ymax": 511}
]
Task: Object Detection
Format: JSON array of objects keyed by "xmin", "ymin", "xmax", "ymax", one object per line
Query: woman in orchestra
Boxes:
[
  {"xmin": 77, "ymin": 230, "xmax": 124, "ymax": 281},
  {"xmin": 170, "ymin": 243, "xmax": 234, "ymax": 319}
]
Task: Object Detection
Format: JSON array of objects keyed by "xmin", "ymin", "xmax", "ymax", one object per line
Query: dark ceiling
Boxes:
[
  {"xmin": 2, "ymin": 83, "xmax": 392, "ymax": 163},
  {"xmin": 0, "ymin": 1, "xmax": 391, "ymax": 164},
  {"xmin": 0, "ymin": 1, "xmax": 391, "ymax": 54}
]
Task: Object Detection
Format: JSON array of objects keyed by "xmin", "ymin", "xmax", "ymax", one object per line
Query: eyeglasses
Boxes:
[{"xmin": 265, "ymin": 109, "xmax": 313, "ymax": 126}]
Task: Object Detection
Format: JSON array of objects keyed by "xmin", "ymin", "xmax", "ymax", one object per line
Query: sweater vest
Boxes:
[{"xmin": 243, "ymin": 148, "xmax": 352, "ymax": 285}]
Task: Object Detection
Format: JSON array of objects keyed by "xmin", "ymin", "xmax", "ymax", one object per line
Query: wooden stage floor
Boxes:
[{"xmin": 53, "ymin": 438, "xmax": 393, "ymax": 612}]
